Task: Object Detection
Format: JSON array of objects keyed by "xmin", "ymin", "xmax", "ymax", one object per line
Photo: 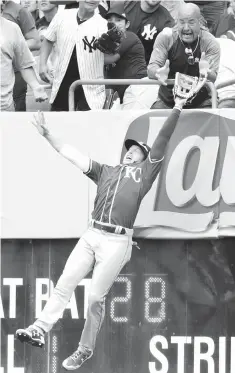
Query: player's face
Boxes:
[
  {"xmin": 21, "ymin": 0, "xmax": 38, "ymax": 13},
  {"xmin": 81, "ymin": 0, "xmax": 99, "ymax": 11},
  {"xmin": 177, "ymin": 15, "xmax": 200, "ymax": 43},
  {"xmin": 107, "ymin": 15, "xmax": 128, "ymax": 32},
  {"xmin": 123, "ymin": 146, "xmax": 145, "ymax": 165},
  {"xmin": 39, "ymin": 0, "xmax": 56, "ymax": 12}
]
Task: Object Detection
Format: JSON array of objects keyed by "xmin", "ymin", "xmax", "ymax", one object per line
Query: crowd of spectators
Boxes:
[{"xmin": 1, "ymin": 0, "xmax": 235, "ymax": 112}]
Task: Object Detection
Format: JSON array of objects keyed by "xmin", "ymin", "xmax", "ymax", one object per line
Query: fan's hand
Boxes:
[{"xmin": 155, "ymin": 59, "xmax": 170, "ymax": 86}]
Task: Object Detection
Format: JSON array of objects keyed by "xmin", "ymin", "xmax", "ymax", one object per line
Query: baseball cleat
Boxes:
[
  {"xmin": 16, "ymin": 326, "xmax": 45, "ymax": 348},
  {"xmin": 62, "ymin": 349, "xmax": 93, "ymax": 370}
]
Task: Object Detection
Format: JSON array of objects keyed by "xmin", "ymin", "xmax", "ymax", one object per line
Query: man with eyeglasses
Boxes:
[{"xmin": 148, "ymin": 2, "xmax": 220, "ymax": 109}]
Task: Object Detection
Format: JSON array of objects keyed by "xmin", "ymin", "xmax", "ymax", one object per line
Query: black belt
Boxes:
[{"xmin": 93, "ymin": 221, "xmax": 126, "ymax": 235}]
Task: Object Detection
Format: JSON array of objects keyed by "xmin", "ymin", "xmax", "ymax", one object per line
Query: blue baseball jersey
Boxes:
[{"xmin": 84, "ymin": 154, "xmax": 163, "ymax": 229}]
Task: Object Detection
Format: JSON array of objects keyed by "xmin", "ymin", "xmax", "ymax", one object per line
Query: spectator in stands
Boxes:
[
  {"xmin": 124, "ymin": 0, "xmax": 175, "ymax": 64},
  {"xmin": 34, "ymin": 0, "xmax": 59, "ymax": 83},
  {"xmin": 105, "ymin": 2, "xmax": 159, "ymax": 110},
  {"xmin": 39, "ymin": 0, "xmax": 108, "ymax": 111},
  {"xmin": 212, "ymin": 0, "xmax": 235, "ymax": 38},
  {"xmin": 2, "ymin": 0, "xmax": 40, "ymax": 111},
  {"xmin": 0, "ymin": 13, "xmax": 47, "ymax": 111},
  {"xmin": 105, "ymin": 4, "xmax": 146, "ymax": 102},
  {"xmin": 20, "ymin": 0, "xmax": 40, "ymax": 23},
  {"xmin": 37, "ymin": 0, "xmax": 58, "ymax": 37},
  {"xmin": 215, "ymin": 38, "xmax": 235, "ymax": 108},
  {"xmin": 64, "ymin": 0, "xmax": 109, "ymax": 18},
  {"xmin": 148, "ymin": 2, "xmax": 220, "ymax": 109},
  {"xmin": 184, "ymin": 0, "xmax": 227, "ymax": 34}
]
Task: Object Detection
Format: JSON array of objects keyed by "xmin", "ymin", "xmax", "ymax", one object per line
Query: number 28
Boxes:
[{"xmin": 110, "ymin": 276, "xmax": 166, "ymax": 323}]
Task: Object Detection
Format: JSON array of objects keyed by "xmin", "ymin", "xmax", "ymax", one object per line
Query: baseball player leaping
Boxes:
[{"xmin": 16, "ymin": 96, "xmax": 187, "ymax": 370}]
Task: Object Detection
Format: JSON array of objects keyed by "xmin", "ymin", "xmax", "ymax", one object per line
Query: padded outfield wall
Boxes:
[{"xmin": 1, "ymin": 109, "xmax": 235, "ymax": 373}]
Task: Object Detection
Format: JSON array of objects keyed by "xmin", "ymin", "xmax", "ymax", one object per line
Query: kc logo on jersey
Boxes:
[
  {"xmin": 124, "ymin": 166, "xmax": 142, "ymax": 183},
  {"xmin": 141, "ymin": 24, "xmax": 158, "ymax": 40},
  {"xmin": 83, "ymin": 36, "xmax": 97, "ymax": 53}
]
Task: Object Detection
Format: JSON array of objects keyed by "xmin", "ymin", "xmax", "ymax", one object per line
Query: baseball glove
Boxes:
[
  {"xmin": 173, "ymin": 72, "xmax": 207, "ymax": 104},
  {"xmin": 94, "ymin": 22, "xmax": 124, "ymax": 55}
]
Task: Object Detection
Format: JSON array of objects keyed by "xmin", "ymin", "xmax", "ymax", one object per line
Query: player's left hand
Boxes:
[
  {"xmin": 199, "ymin": 52, "xmax": 212, "ymax": 78},
  {"xmin": 174, "ymin": 96, "xmax": 188, "ymax": 108},
  {"xmin": 32, "ymin": 111, "xmax": 49, "ymax": 137},
  {"xmin": 32, "ymin": 85, "xmax": 48, "ymax": 102}
]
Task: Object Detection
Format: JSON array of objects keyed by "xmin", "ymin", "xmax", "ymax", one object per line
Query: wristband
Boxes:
[{"xmin": 174, "ymin": 105, "xmax": 183, "ymax": 112}]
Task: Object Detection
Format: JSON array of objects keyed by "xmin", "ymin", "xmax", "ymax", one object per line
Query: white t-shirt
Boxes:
[
  {"xmin": 0, "ymin": 17, "xmax": 35, "ymax": 110},
  {"xmin": 215, "ymin": 38, "xmax": 235, "ymax": 101}
]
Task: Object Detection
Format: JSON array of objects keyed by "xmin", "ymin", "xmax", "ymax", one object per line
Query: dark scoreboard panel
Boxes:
[{"xmin": 1, "ymin": 238, "xmax": 235, "ymax": 373}]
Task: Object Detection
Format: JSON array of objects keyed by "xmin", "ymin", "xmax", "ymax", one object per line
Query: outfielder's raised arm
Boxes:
[
  {"xmin": 32, "ymin": 112, "xmax": 90, "ymax": 173},
  {"xmin": 149, "ymin": 99, "xmax": 183, "ymax": 161}
]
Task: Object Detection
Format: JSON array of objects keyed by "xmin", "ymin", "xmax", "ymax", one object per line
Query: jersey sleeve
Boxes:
[
  {"xmin": 141, "ymin": 152, "xmax": 164, "ymax": 186},
  {"xmin": 44, "ymin": 11, "xmax": 61, "ymax": 43},
  {"xmin": 83, "ymin": 159, "xmax": 103, "ymax": 185}
]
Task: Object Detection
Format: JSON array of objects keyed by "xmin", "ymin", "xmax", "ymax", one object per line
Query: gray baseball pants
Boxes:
[{"xmin": 34, "ymin": 225, "xmax": 133, "ymax": 352}]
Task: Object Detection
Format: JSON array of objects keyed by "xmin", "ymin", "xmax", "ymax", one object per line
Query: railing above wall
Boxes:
[{"xmin": 68, "ymin": 79, "xmax": 218, "ymax": 111}]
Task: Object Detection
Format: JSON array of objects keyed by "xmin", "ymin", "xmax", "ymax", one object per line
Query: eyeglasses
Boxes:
[{"xmin": 185, "ymin": 48, "xmax": 195, "ymax": 65}]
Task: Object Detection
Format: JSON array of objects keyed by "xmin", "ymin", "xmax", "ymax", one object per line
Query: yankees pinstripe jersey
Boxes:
[
  {"xmin": 84, "ymin": 154, "xmax": 163, "ymax": 229},
  {"xmin": 45, "ymin": 9, "xmax": 107, "ymax": 109}
]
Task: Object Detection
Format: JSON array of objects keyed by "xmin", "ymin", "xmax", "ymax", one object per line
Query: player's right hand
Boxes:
[
  {"xmin": 39, "ymin": 64, "xmax": 52, "ymax": 84},
  {"xmin": 155, "ymin": 59, "xmax": 170, "ymax": 86},
  {"xmin": 32, "ymin": 111, "xmax": 49, "ymax": 137}
]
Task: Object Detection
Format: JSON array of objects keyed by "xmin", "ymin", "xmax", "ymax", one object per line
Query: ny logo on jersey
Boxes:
[
  {"xmin": 124, "ymin": 167, "xmax": 142, "ymax": 183},
  {"xmin": 141, "ymin": 24, "xmax": 157, "ymax": 40},
  {"xmin": 83, "ymin": 36, "xmax": 97, "ymax": 53}
]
